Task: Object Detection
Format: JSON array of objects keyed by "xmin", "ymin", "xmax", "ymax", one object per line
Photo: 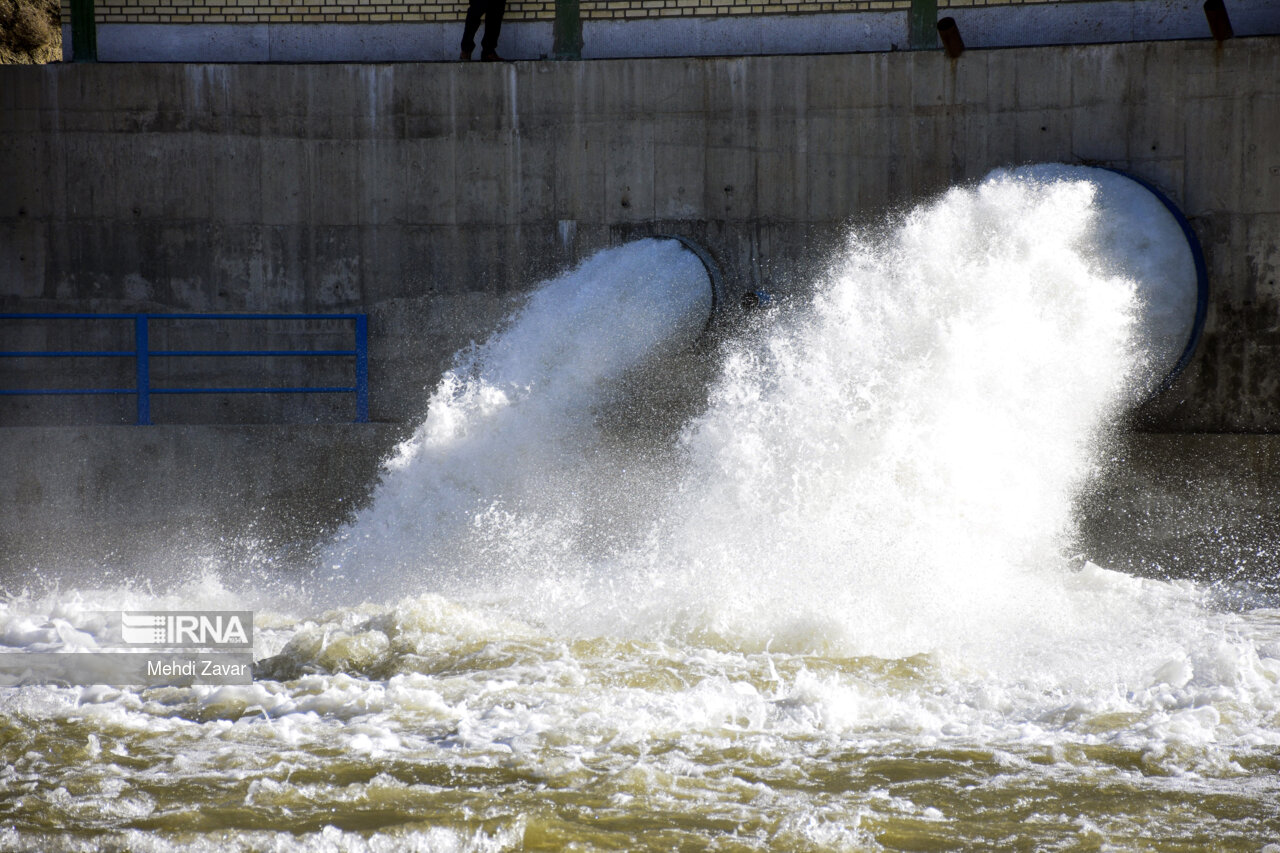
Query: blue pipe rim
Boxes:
[
  {"xmin": 1099, "ymin": 167, "xmax": 1210, "ymax": 400},
  {"xmin": 655, "ymin": 235, "xmax": 725, "ymax": 335}
]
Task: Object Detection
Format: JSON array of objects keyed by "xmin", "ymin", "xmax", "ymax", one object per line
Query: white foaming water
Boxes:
[
  {"xmin": 299, "ymin": 164, "xmax": 1277, "ymax": 740},
  {"xmin": 1021, "ymin": 165, "xmax": 1200, "ymax": 403},
  {"xmin": 2, "ymin": 167, "xmax": 1276, "ymax": 852},
  {"xmin": 506, "ymin": 167, "xmax": 1178, "ymax": 654},
  {"xmin": 320, "ymin": 238, "xmax": 712, "ymax": 600}
]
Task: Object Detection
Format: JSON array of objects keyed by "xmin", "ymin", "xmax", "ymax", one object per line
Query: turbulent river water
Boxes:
[{"xmin": 3, "ymin": 167, "xmax": 1279, "ymax": 851}]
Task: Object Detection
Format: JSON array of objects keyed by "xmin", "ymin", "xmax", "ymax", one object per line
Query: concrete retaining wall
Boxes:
[
  {"xmin": 3, "ymin": 38, "xmax": 1278, "ymax": 429},
  {"xmin": 3, "ymin": 425, "xmax": 1275, "ymax": 593},
  {"xmin": 1077, "ymin": 432, "xmax": 1280, "ymax": 597},
  {"xmin": 2, "ymin": 37, "xmax": 1280, "ymax": 427},
  {"xmin": 2, "ymin": 41, "xmax": 1279, "ymax": 582},
  {"xmin": 0, "ymin": 423, "xmax": 405, "ymax": 583}
]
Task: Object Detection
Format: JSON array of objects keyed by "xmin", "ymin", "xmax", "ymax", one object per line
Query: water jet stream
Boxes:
[{"xmin": 2, "ymin": 166, "xmax": 1276, "ymax": 852}]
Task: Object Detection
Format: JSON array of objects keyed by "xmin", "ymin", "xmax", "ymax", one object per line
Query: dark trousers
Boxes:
[{"xmin": 461, "ymin": 0, "xmax": 506, "ymax": 53}]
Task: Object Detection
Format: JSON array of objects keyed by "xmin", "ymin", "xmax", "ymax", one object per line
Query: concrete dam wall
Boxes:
[
  {"xmin": 1, "ymin": 38, "xmax": 1279, "ymax": 581},
  {"xmin": 3, "ymin": 37, "xmax": 1278, "ymax": 429}
]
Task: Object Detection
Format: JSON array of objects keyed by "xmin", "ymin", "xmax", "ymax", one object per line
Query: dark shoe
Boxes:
[
  {"xmin": 481, "ymin": 50, "xmax": 503, "ymax": 61},
  {"xmin": 460, "ymin": 49, "xmax": 472, "ymax": 61}
]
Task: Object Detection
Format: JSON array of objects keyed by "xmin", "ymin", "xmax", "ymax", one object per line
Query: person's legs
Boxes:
[
  {"xmin": 460, "ymin": 0, "xmax": 486, "ymax": 56},
  {"xmin": 480, "ymin": 0, "xmax": 506, "ymax": 56}
]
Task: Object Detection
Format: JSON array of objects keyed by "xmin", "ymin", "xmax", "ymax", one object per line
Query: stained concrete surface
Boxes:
[
  {"xmin": 1, "ymin": 40, "xmax": 1278, "ymax": 585},
  {"xmin": 2, "ymin": 40, "xmax": 1277, "ymax": 428}
]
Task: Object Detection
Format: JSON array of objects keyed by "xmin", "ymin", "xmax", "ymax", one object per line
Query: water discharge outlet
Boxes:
[
  {"xmin": 1006, "ymin": 165, "xmax": 1207, "ymax": 405},
  {"xmin": 1093, "ymin": 166, "xmax": 1209, "ymax": 402},
  {"xmin": 659, "ymin": 235, "xmax": 725, "ymax": 331},
  {"xmin": 937, "ymin": 17, "xmax": 965, "ymax": 58},
  {"xmin": 1203, "ymin": 0, "xmax": 1234, "ymax": 40},
  {"xmin": 320, "ymin": 236, "xmax": 721, "ymax": 591}
]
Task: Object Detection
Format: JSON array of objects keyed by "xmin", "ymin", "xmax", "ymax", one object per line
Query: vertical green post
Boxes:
[
  {"xmin": 909, "ymin": 0, "xmax": 938, "ymax": 50},
  {"xmin": 552, "ymin": 0, "xmax": 582, "ymax": 60},
  {"xmin": 71, "ymin": 0, "xmax": 97, "ymax": 61}
]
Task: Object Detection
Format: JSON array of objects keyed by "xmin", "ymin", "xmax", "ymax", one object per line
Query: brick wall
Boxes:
[
  {"xmin": 57, "ymin": 0, "xmax": 1276, "ymax": 62},
  {"xmin": 61, "ymin": 0, "xmax": 1074, "ymax": 26}
]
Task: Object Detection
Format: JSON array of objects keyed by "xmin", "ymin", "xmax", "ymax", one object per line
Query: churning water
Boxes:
[{"xmin": 3, "ymin": 167, "xmax": 1279, "ymax": 851}]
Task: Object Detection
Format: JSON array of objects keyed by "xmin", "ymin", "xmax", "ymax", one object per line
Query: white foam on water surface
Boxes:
[{"xmin": 2, "ymin": 167, "xmax": 1275, "ymax": 851}]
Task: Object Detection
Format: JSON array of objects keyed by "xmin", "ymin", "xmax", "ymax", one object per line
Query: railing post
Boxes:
[
  {"xmin": 135, "ymin": 314, "xmax": 151, "ymax": 425},
  {"xmin": 71, "ymin": 0, "xmax": 98, "ymax": 62},
  {"xmin": 553, "ymin": 0, "xmax": 583, "ymax": 60},
  {"xmin": 909, "ymin": 0, "xmax": 938, "ymax": 49},
  {"xmin": 354, "ymin": 314, "xmax": 369, "ymax": 423}
]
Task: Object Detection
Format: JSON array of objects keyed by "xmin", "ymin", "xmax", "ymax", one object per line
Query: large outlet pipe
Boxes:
[
  {"xmin": 1099, "ymin": 168, "xmax": 1209, "ymax": 402},
  {"xmin": 659, "ymin": 236, "xmax": 726, "ymax": 334},
  {"xmin": 1003, "ymin": 165, "xmax": 1207, "ymax": 407}
]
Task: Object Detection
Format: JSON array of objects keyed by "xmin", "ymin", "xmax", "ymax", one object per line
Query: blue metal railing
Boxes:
[{"xmin": 0, "ymin": 313, "xmax": 369, "ymax": 425}]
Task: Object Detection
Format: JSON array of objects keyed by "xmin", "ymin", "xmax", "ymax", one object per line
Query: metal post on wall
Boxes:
[
  {"xmin": 70, "ymin": 0, "xmax": 97, "ymax": 62},
  {"xmin": 909, "ymin": 0, "xmax": 938, "ymax": 49},
  {"xmin": 1203, "ymin": 0, "xmax": 1234, "ymax": 40},
  {"xmin": 134, "ymin": 314, "xmax": 150, "ymax": 425},
  {"xmin": 937, "ymin": 16, "xmax": 964, "ymax": 58},
  {"xmin": 353, "ymin": 314, "xmax": 369, "ymax": 423},
  {"xmin": 553, "ymin": 0, "xmax": 583, "ymax": 60}
]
